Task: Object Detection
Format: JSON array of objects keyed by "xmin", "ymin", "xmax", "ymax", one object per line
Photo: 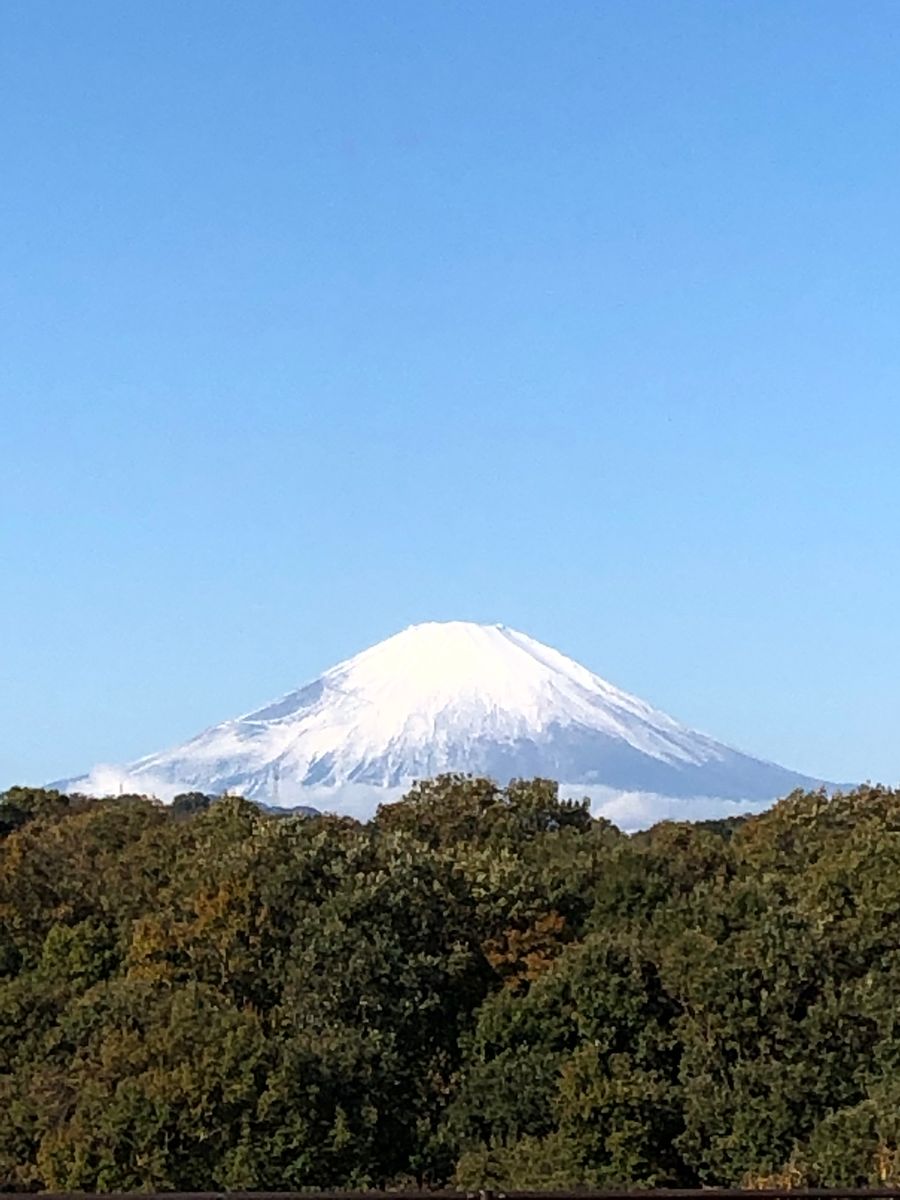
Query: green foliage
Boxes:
[
  {"xmin": 171, "ymin": 791, "xmax": 215, "ymax": 817},
  {"xmin": 1, "ymin": 779, "xmax": 900, "ymax": 1189},
  {"xmin": 0, "ymin": 786, "xmax": 73, "ymax": 838}
]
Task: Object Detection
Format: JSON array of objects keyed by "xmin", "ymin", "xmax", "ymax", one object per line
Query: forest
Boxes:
[{"xmin": 2, "ymin": 776, "xmax": 900, "ymax": 1192}]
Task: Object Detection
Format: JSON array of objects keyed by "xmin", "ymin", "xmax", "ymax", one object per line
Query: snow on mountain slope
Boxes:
[{"xmin": 60, "ymin": 621, "xmax": 832, "ymax": 829}]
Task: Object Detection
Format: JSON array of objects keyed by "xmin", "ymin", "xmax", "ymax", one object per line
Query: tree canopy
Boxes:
[{"xmin": 1, "ymin": 777, "xmax": 899, "ymax": 1190}]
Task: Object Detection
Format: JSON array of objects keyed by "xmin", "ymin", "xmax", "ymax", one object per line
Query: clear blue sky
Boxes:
[{"xmin": 4, "ymin": 0, "xmax": 900, "ymax": 789}]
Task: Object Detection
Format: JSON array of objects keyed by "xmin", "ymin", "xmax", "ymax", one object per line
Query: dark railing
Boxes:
[{"xmin": 5, "ymin": 1191, "xmax": 900, "ymax": 1200}]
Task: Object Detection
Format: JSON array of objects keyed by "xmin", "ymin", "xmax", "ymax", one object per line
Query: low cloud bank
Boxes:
[
  {"xmin": 57, "ymin": 766, "xmax": 773, "ymax": 832},
  {"xmin": 565, "ymin": 784, "xmax": 771, "ymax": 831},
  {"xmin": 58, "ymin": 765, "xmax": 187, "ymax": 804}
]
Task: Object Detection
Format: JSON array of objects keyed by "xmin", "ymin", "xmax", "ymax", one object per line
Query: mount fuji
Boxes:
[{"xmin": 61, "ymin": 621, "xmax": 834, "ymax": 830}]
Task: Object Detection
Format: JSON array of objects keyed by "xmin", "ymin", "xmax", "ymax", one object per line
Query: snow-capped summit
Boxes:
[{"xmin": 61, "ymin": 621, "xmax": 832, "ymax": 829}]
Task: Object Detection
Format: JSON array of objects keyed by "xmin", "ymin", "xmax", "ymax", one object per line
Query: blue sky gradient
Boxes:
[{"xmin": 4, "ymin": 1, "xmax": 900, "ymax": 787}]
